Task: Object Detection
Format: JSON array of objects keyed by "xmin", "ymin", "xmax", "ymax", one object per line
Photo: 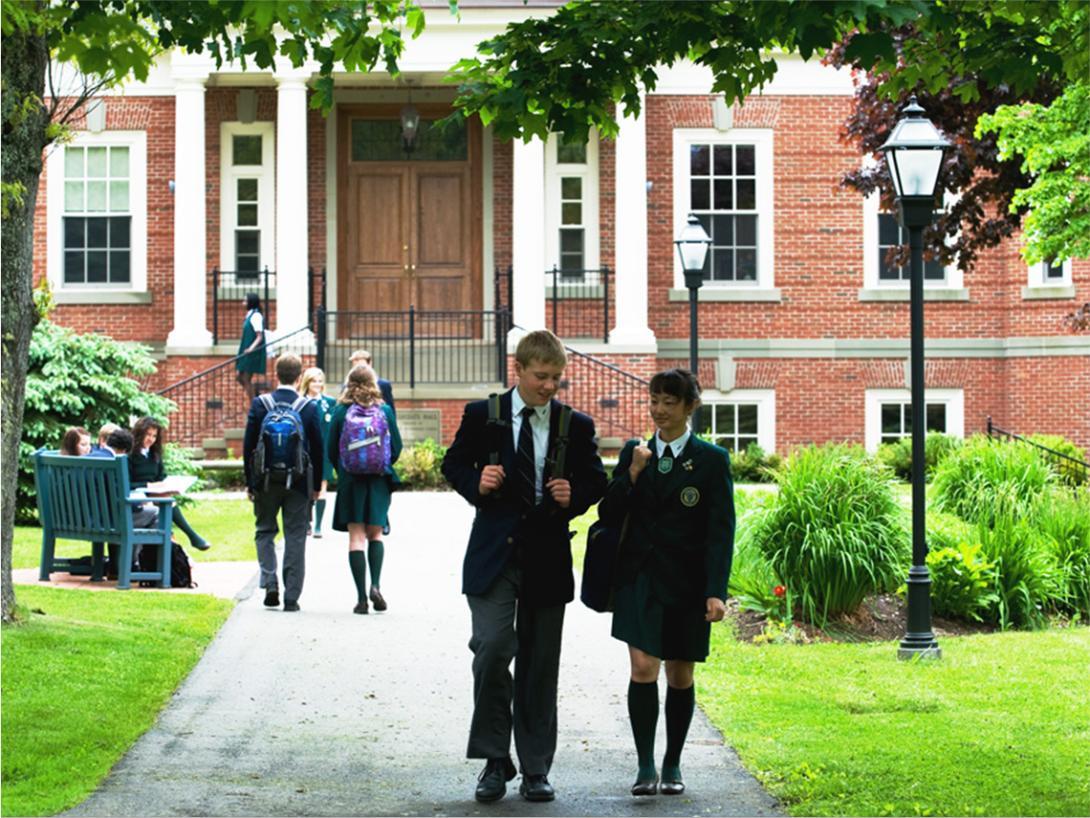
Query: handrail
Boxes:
[
  {"xmin": 511, "ymin": 322, "xmax": 649, "ymax": 387},
  {"xmin": 987, "ymin": 415, "xmax": 1089, "ymax": 489}
]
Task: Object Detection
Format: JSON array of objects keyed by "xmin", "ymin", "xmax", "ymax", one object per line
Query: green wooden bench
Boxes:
[{"xmin": 33, "ymin": 450, "xmax": 175, "ymax": 589}]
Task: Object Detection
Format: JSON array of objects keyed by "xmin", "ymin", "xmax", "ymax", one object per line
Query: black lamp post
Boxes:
[
  {"xmin": 879, "ymin": 96, "xmax": 950, "ymax": 661},
  {"xmin": 675, "ymin": 214, "xmax": 712, "ymax": 428}
]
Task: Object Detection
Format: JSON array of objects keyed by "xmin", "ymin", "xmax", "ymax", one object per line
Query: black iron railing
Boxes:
[
  {"xmin": 494, "ymin": 264, "xmax": 513, "ymax": 314},
  {"xmin": 987, "ymin": 416, "xmax": 1089, "ymax": 490},
  {"xmin": 210, "ymin": 267, "xmax": 326, "ymax": 344},
  {"xmin": 546, "ymin": 266, "xmax": 612, "ymax": 343},
  {"xmin": 316, "ymin": 308, "xmax": 511, "ymax": 389},
  {"xmin": 158, "ymin": 326, "xmax": 316, "ymax": 450}
]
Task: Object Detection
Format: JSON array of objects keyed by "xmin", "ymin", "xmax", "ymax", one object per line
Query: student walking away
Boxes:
[
  {"xmin": 347, "ymin": 349, "xmax": 395, "ymax": 410},
  {"xmin": 441, "ymin": 329, "xmax": 607, "ymax": 804},
  {"xmin": 243, "ymin": 353, "xmax": 324, "ymax": 612},
  {"xmin": 236, "ymin": 293, "xmax": 266, "ymax": 401},
  {"xmin": 597, "ymin": 368, "xmax": 735, "ymax": 798},
  {"xmin": 326, "ymin": 363, "xmax": 401, "ymax": 614},
  {"xmin": 60, "ymin": 426, "xmax": 92, "ymax": 456},
  {"xmin": 129, "ymin": 417, "xmax": 213, "ymax": 552},
  {"xmin": 300, "ymin": 367, "xmax": 337, "ymax": 538}
]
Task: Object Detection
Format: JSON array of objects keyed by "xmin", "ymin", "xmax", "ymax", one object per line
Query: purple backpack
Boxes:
[{"xmin": 339, "ymin": 404, "xmax": 391, "ymax": 476}]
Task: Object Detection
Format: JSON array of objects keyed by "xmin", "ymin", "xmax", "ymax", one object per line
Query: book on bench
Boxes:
[{"xmin": 140, "ymin": 475, "xmax": 198, "ymax": 496}]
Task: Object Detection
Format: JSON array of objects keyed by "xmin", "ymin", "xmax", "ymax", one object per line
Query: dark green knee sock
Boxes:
[
  {"xmin": 313, "ymin": 499, "xmax": 326, "ymax": 533},
  {"xmin": 628, "ymin": 680, "xmax": 659, "ymax": 780},
  {"xmin": 367, "ymin": 540, "xmax": 384, "ymax": 588},
  {"xmin": 662, "ymin": 684, "xmax": 695, "ymax": 776},
  {"xmin": 172, "ymin": 506, "xmax": 206, "ymax": 548},
  {"xmin": 348, "ymin": 551, "xmax": 368, "ymax": 603}
]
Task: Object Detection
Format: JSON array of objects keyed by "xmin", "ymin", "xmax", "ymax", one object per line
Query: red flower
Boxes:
[{"xmin": 773, "ymin": 585, "xmax": 786, "ymax": 598}]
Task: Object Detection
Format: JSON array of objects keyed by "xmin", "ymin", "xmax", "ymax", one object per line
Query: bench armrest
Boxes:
[{"xmin": 127, "ymin": 494, "xmax": 175, "ymax": 505}]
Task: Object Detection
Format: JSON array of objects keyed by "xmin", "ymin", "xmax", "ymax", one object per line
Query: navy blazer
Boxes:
[
  {"xmin": 379, "ymin": 378, "xmax": 395, "ymax": 411},
  {"xmin": 441, "ymin": 388, "xmax": 606, "ymax": 607},
  {"xmin": 242, "ymin": 386, "xmax": 325, "ymax": 495}
]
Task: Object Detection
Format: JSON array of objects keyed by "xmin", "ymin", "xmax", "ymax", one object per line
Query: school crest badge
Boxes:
[{"xmin": 680, "ymin": 486, "xmax": 700, "ymax": 507}]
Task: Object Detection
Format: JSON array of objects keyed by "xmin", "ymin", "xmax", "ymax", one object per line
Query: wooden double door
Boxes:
[{"xmin": 338, "ymin": 105, "xmax": 482, "ymax": 324}]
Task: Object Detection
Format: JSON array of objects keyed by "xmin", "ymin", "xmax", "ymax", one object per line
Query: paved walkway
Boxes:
[{"xmin": 67, "ymin": 492, "xmax": 780, "ymax": 817}]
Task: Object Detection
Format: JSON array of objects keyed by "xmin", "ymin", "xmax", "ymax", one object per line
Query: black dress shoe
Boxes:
[
  {"xmin": 369, "ymin": 587, "xmax": 387, "ymax": 611},
  {"xmin": 631, "ymin": 775, "xmax": 658, "ymax": 796},
  {"xmin": 520, "ymin": 774, "xmax": 555, "ymax": 802},
  {"xmin": 353, "ymin": 601, "xmax": 369, "ymax": 615},
  {"xmin": 192, "ymin": 541, "xmax": 211, "ymax": 552},
  {"xmin": 283, "ymin": 600, "xmax": 300, "ymax": 612},
  {"xmin": 475, "ymin": 757, "xmax": 517, "ymax": 802},
  {"xmin": 660, "ymin": 777, "xmax": 685, "ymax": 795},
  {"xmin": 263, "ymin": 589, "xmax": 280, "ymax": 608}
]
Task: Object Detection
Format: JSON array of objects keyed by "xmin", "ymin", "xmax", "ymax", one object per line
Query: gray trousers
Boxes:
[
  {"xmin": 466, "ymin": 563, "xmax": 565, "ymax": 775},
  {"xmin": 253, "ymin": 484, "xmax": 308, "ymax": 602}
]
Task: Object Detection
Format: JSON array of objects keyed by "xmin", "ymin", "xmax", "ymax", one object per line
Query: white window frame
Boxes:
[
  {"xmin": 672, "ymin": 128, "xmax": 774, "ymax": 290},
  {"xmin": 862, "ymin": 190, "xmax": 962, "ymax": 290},
  {"xmin": 1027, "ymin": 258, "xmax": 1072, "ymax": 288},
  {"xmin": 544, "ymin": 130, "xmax": 599, "ymax": 276},
  {"xmin": 219, "ymin": 122, "xmax": 275, "ymax": 276},
  {"xmin": 864, "ymin": 388, "xmax": 965, "ymax": 453},
  {"xmin": 46, "ymin": 130, "xmax": 147, "ymax": 293},
  {"xmin": 697, "ymin": 388, "xmax": 776, "ymax": 454}
]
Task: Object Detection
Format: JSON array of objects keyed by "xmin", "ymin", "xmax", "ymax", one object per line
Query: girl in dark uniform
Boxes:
[
  {"xmin": 300, "ymin": 367, "xmax": 337, "ymax": 538},
  {"xmin": 235, "ymin": 293, "xmax": 266, "ymax": 400},
  {"xmin": 598, "ymin": 369, "xmax": 735, "ymax": 797},
  {"xmin": 327, "ymin": 364, "xmax": 402, "ymax": 614}
]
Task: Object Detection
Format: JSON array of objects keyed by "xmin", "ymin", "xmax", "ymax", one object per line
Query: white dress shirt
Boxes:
[
  {"xmin": 511, "ymin": 389, "xmax": 551, "ymax": 503},
  {"xmin": 654, "ymin": 426, "xmax": 692, "ymax": 460}
]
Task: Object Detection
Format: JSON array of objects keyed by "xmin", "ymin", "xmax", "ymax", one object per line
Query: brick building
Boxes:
[{"xmin": 32, "ymin": 6, "xmax": 1089, "ymax": 455}]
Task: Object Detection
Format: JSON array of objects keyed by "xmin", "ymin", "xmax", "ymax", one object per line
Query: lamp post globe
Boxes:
[
  {"xmin": 675, "ymin": 214, "xmax": 711, "ymax": 428},
  {"xmin": 879, "ymin": 96, "xmax": 950, "ymax": 661}
]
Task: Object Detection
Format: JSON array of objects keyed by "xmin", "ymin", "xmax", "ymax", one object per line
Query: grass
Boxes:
[
  {"xmin": 699, "ymin": 626, "xmax": 1090, "ymax": 817},
  {"xmin": 1, "ymin": 586, "xmax": 233, "ymax": 817},
  {"xmin": 11, "ymin": 499, "xmax": 257, "ymax": 569}
]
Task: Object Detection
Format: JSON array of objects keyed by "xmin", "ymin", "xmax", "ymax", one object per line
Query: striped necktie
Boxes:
[{"xmin": 516, "ymin": 406, "xmax": 537, "ymax": 506}]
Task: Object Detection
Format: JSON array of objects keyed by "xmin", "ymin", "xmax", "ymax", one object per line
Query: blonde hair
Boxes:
[
  {"xmin": 340, "ymin": 363, "xmax": 384, "ymax": 407},
  {"xmin": 97, "ymin": 422, "xmax": 120, "ymax": 446},
  {"xmin": 515, "ymin": 329, "xmax": 567, "ymax": 368},
  {"xmin": 299, "ymin": 367, "xmax": 326, "ymax": 397},
  {"xmin": 349, "ymin": 349, "xmax": 373, "ymax": 367}
]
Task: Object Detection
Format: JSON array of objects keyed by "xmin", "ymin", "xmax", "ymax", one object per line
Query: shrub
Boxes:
[
  {"xmin": 877, "ymin": 433, "xmax": 962, "ymax": 482},
  {"xmin": 160, "ymin": 443, "xmax": 206, "ymax": 507},
  {"xmin": 730, "ymin": 443, "xmax": 782, "ymax": 483},
  {"xmin": 931, "ymin": 434, "xmax": 1054, "ymax": 525},
  {"xmin": 925, "ymin": 540, "xmax": 997, "ymax": 623},
  {"xmin": 393, "ymin": 438, "xmax": 448, "ymax": 489},
  {"xmin": 1027, "ymin": 434, "xmax": 1088, "ymax": 488},
  {"xmin": 1034, "ymin": 490, "xmax": 1090, "ymax": 617},
  {"xmin": 976, "ymin": 515, "xmax": 1061, "ymax": 630},
  {"xmin": 742, "ymin": 443, "xmax": 909, "ymax": 626},
  {"xmin": 728, "ymin": 539, "xmax": 789, "ymax": 622},
  {"xmin": 18, "ymin": 319, "xmax": 175, "ymax": 522}
]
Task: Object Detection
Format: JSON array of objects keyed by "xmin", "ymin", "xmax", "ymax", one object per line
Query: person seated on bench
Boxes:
[
  {"xmin": 129, "ymin": 416, "xmax": 212, "ymax": 552},
  {"xmin": 60, "ymin": 426, "xmax": 92, "ymax": 457},
  {"xmin": 91, "ymin": 422, "xmax": 120, "ymax": 456}
]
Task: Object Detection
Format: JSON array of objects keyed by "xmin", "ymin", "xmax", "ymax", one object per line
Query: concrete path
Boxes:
[{"xmin": 68, "ymin": 492, "xmax": 780, "ymax": 817}]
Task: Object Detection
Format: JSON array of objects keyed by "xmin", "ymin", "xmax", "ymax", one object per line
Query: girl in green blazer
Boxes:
[
  {"xmin": 326, "ymin": 364, "xmax": 402, "ymax": 615},
  {"xmin": 597, "ymin": 369, "xmax": 735, "ymax": 798},
  {"xmin": 300, "ymin": 367, "xmax": 338, "ymax": 538}
]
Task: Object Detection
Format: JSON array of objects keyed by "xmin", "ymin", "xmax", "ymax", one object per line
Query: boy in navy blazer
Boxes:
[{"xmin": 442, "ymin": 329, "xmax": 606, "ymax": 804}]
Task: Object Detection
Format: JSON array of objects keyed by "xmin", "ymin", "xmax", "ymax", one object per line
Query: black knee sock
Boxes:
[
  {"xmin": 348, "ymin": 551, "xmax": 368, "ymax": 603},
  {"xmin": 367, "ymin": 540, "xmax": 384, "ymax": 588},
  {"xmin": 313, "ymin": 499, "xmax": 326, "ymax": 533},
  {"xmin": 172, "ymin": 506, "xmax": 206, "ymax": 548},
  {"xmin": 662, "ymin": 684, "xmax": 695, "ymax": 772},
  {"xmin": 628, "ymin": 680, "xmax": 659, "ymax": 779}
]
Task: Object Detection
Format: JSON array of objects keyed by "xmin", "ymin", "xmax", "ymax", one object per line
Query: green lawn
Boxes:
[
  {"xmin": 1, "ymin": 586, "xmax": 233, "ymax": 817},
  {"xmin": 700, "ymin": 626, "xmax": 1090, "ymax": 817}
]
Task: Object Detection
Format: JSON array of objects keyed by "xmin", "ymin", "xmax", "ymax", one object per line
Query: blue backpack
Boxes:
[{"xmin": 254, "ymin": 393, "xmax": 310, "ymax": 490}]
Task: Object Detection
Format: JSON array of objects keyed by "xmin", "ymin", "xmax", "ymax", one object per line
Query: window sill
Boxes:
[
  {"xmin": 54, "ymin": 290, "xmax": 152, "ymax": 305},
  {"xmin": 668, "ymin": 287, "xmax": 782, "ymax": 303},
  {"xmin": 1021, "ymin": 285, "xmax": 1075, "ymax": 300},
  {"xmin": 544, "ymin": 285, "xmax": 605, "ymax": 299},
  {"xmin": 858, "ymin": 287, "xmax": 969, "ymax": 302}
]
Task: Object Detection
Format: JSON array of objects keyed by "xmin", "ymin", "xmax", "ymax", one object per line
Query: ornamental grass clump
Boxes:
[
  {"xmin": 931, "ymin": 434, "xmax": 1054, "ymax": 524},
  {"xmin": 976, "ymin": 514, "xmax": 1060, "ymax": 630},
  {"xmin": 877, "ymin": 432, "xmax": 961, "ymax": 482},
  {"xmin": 1034, "ymin": 490, "xmax": 1090, "ymax": 617},
  {"xmin": 743, "ymin": 443, "xmax": 908, "ymax": 627}
]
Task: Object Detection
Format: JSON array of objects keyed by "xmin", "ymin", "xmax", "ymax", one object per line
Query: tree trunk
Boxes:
[{"xmin": 1, "ymin": 24, "xmax": 49, "ymax": 623}]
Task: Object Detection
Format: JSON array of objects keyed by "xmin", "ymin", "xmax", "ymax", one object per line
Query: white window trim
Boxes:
[
  {"xmin": 698, "ymin": 388, "xmax": 776, "ymax": 453},
  {"xmin": 544, "ymin": 130, "xmax": 599, "ymax": 275},
  {"xmin": 672, "ymin": 128, "xmax": 775, "ymax": 290},
  {"xmin": 862, "ymin": 189, "xmax": 962, "ymax": 291},
  {"xmin": 219, "ymin": 122, "xmax": 276, "ymax": 276},
  {"xmin": 864, "ymin": 388, "xmax": 964, "ymax": 453},
  {"xmin": 46, "ymin": 130, "xmax": 148, "ymax": 294},
  {"xmin": 1026, "ymin": 258, "xmax": 1072, "ymax": 288}
]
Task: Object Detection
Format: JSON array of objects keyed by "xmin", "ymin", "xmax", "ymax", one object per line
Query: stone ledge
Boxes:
[
  {"xmin": 668, "ymin": 287, "xmax": 783, "ymax": 303},
  {"xmin": 1021, "ymin": 285, "xmax": 1076, "ymax": 301},
  {"xmin": 53, "ymin": 290, "xmax": 153, "ymax": 305},
  {"xmin": 858, "ymin": 287, "xmax": 970, "ymax": 302}
]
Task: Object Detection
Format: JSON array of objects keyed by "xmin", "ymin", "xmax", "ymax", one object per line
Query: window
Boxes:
[
  {"xmin": 877, "ymin": 213, "xmax": 944, "ymax": 282},
  {"xmin": 861, "ymin": 189, "xmax": 961, "ymax": 292},
  {"xmin": 1029, "ymin": 258, "xmax": 1072, "ymax": 287},
  {"xmin": 46, "ymin": 131, "xmax": 147, "ymax": 293},
  {"xmin": 673, "ymin": 129, "xmax": 774, "ymax": 289},
  {"xmin": 697, "ymin": 389, "xmax": 776, "ymax": 454},
  {"xmin": 220, "ymin": 122, "xmax": 274, "ymax": 276},
  {"xmin": 545, "ymin": 131, "xmax": 599, "ymax": 278},
  {"xmin": 864, "ymin": 389, "xmax": 964, "ymax": 452}
]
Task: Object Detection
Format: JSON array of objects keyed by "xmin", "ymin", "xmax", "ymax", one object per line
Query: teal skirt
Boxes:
[
  {"xmin": 611, "ymin": 573, "xmax": 711, "ymax": 662},
  {"xmin": 332, "ymin": 473, "xmax": 393, "ymax": 531}
]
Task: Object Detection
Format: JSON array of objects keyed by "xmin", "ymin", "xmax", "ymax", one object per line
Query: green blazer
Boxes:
[
  {"xmin": 129, "ymin": 449, "xmax": 166, "ymax": 489},
  {"xmin": 599, "ymin": 435, "xmax": 735, "ymax": 607}
]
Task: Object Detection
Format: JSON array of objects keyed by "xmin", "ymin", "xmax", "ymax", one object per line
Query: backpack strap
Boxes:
[
  {"xmin": 290, "ymin": 394, "xmax": 309, "ymax": 413},
  {"xmin": 548, "ymin": 403, "xmax": 574, "ymax": 479},
  {"xmin": 485, "ymin": 392, "xmax": 504, "ymax": 466},
  {"xmin": 260, "ymin": 392, "xmax": 276, "ymax": 412}
]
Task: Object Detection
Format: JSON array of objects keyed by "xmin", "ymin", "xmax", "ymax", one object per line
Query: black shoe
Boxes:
[
  {"xmin": 283, "ymin": 600, "xmax": 300, "ymax": 612},
  {"xmin": 475, "ymin": 757, "xmax": 517, "ymax": 803},
  {"xmin": 369, "ymin": 587, "xmax": 387, "ymax": 612},
  {"xmin": 520, "ymin": 774, "xmax": 555, "ymax": 802},
  {"xmin": 192, "ymin": 541, "xmax": 211, "ymax": 552},
  {"xmin": 263, "ymin": 589, "xmax": 280, "ymax": 608},
  {"xmin": 660, "ymin": 777, "xmax": 685, "ymax": 796},
  {"xmin": 353, "ymin": 601, "xmax": 369, "ymax": 615},
  {"xmin": 631, "ymin": 775, "xmax": 658, "ymax": 796}
]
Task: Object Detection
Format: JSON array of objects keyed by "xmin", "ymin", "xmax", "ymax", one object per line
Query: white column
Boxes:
[
  {"xmin": 166, "ymin": 76, "xmax": 213, "ymax": 348},
  {"xmin": 274, "ymin": 72, "xmax": 311, "ymax": 336},
  {"xmin": 510, "ymin": 137, "xmax": 546, "ymax": 342},
  {"xmin": 609, "ymin": 98, "xmax": 656, "ymax": 346}
]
